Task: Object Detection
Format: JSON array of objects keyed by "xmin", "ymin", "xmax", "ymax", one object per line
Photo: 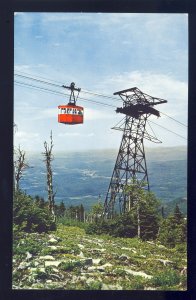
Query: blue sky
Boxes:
[{"xmin": 14, "ymin": 13, "xmax": 188, "ymax": 152}]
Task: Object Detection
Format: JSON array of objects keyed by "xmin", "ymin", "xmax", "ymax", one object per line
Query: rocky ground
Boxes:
[{"xmin": 13, "ymin": 224, "xmax": 187, "ymax": 290}]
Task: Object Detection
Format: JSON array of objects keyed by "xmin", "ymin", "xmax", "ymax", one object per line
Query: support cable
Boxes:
[
  {"xmin": 149, "ymin": 120, "xmax": 187, "ymax": 141},
  {"xmin": 159, "ymin": 111, "xmax": 187, "ymax": 128},
  {"xmin": 14, "ymin": 75, "xmax": 187, "ymax": 141},
  {"xmin": 15, "ymin": 71, "xmax": 188, "ymax": 128},
  {"xmin": 14, "ymin": 80, "xmax": 116, "ymax": 108}
]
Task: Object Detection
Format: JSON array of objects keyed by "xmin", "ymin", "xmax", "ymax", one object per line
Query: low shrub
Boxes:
[
  {"xmin": 150, "ymin": 269, "xmax": 181, "ymax": 287},
  {"xmin": 59, "ymin": 260, "xmax": 83, "ymax": 271},
  {"xmin": 13, "ymin": 191, "xmax": 56, "ymax": 234},
  {"xmin": 13, "ymin": 234, "xmax": 43, "ymax": 257}
]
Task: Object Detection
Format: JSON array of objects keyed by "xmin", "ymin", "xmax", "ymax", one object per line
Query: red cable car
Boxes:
[
  {"xmin": 58, "ymin": 104, "xmax": 84, "ymax": 125},
  {"xmin": 58, "ymin": 82, "xmax": 84, "ymax": 125}
]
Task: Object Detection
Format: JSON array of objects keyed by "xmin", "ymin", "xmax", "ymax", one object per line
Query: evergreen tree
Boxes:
[
  {"xmin": 79, "ymin": 204, "xmax": 85, "ymax": 222},
  {"xmin": 13, "ymin": 191, "xmax": 56, "ymax": 233},
  {"xmin": 125, "ymin": 181, "xmax": 160, "ymax": 240},
  {"xmin": 91, "ymin": 202, "xmax": 104, "ymax": 223},
  {"xmin": 59, "ymin": 201, "xmax": 66, "ymax": 217},
  {"xmin": 34, "ymin": 195, "xmax": 46, "ymax": 209},
  {"xmin": 158, "ymin": 205, "xmax": 187, "ymax": 247},
  {"xmin": 173, "ymin": 204, "xmax": 184, "ymax": 224}
]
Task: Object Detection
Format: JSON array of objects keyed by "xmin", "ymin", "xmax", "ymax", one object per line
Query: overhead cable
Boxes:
[{"xmin": 149, "ymin": 120, "xmax": 187, "ymax": 141}]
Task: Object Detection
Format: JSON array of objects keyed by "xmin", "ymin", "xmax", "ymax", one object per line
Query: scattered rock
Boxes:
[
  {"xmin": 26, "ymin": 252, "xmax": 33, "ymax": 260},
  {"xmin": 39, "ymin": 255, "xmax": 55, "ymax": 261},
  {"xmin": 92, "ymin": 258, "xmax": 102, "ymax": 265},
  {"xmin": 147, "ymin": 241, "xmax": 155, "ymax": 245},
  {"xmin": 29, "ymin": 267, "xmax": 46, "ymax": 273},
  {"xmin": 48, "ymin": 246, "xmax": 58, "ymax": 250},
  {"xmin": 121, "ymin": 247, "xmax": 137, "ymax": 254},
  {"xmin": 157, "ymin": 244, "xmax": 166, "ymax": 249},
  {"xmin": 87, "ymin": 266, "xmax": 98, "ymax": 272},
  {"xmin": 124, "ymin": 268, "xmax": 153, "ymax": 279},
  {"xmin": 91, "ymin": 248, "xmax": 106, "ymax": 253},
  {"xmin": 45, "ymin": 261, "xmax": 62, "ymax": 267},
  {"xmin": 101, "ymin": 263, "xmax": 113, "ymax": 268},
  {"xmin": 156, "ymin": 259, "xmax": 174, "ymax": 266},
  {"xmin": 119, "ymin": 254, "xmax": 129, "ymax": 261},
  {"xmin": 46, "ymin": 280, "xmax": 52, "ymax": 283},
  {"xmin": 48, "ymin": 238, "xmax": 58, "ymax": 244},
  {"xmin": 101, "ymin": 283, "xmax": 123, "ymax": 290},
  {"xmin": 180, "ymin": 266, "xmax": 187, "ymax": 275},
  {"xmin": 52, "ymin": 268, "xmax": 59, "ymax": 273},
  {"xmin": 81, "ymin": 258, "xmax": 93, "ymax": 266},
  {"xmin": 88, "ymin": 263, "xmax": 112, "ymax": 272},
  {"xmin": 17, "ymin": 262, "xmax": 30, "ymax": 270},
  {"xmin": 78, "ymin": 251, "xmax": 85, "ymax": 258}
]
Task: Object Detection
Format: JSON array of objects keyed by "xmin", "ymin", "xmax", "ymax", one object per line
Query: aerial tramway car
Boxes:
[{"xmin": 58, "ymin": 82, "xmax": 84, "ymax": 125}]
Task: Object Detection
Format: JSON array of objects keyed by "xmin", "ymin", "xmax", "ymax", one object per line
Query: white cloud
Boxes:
[
  {"xmin": 15, "ymin": 131, "xmax": 40, "ymax": 144},
  {"xmin": 58, "ymin": 132, "xmax": 94, "ymax": 137},
  {"xmin": 84, "ymin": 107, "xmax": 115, "ymax": 121},
  {"xmin": 14, "ymin": 64, "xmax": 31, "ymax": 71},
  {"xmin": 41, "ymin": 108, "xmax": 56, "ymax": 118},
  {"xmin": 99, "ymin": 71, "xmax": 188, "ymax": 120}
]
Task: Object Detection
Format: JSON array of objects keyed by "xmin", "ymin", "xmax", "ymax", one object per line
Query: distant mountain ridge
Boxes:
[
  {"xmin": 27, "ymin": 145, "xmax": 187, "ymax": 161},
  {"xmin": 145, "ymin": 146, "xmax": 187, "ymax": 162}
]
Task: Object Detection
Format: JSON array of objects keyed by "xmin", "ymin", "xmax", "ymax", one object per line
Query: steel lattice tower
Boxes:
[{"xmin": 104, "ymin": 87, "xmax": 167, "ymax": 218}]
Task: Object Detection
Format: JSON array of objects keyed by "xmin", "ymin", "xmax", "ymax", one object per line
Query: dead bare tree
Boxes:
[
  {"xmin": 14, "ymin": 146, "xmax": 29, "ymax": 193},
  {"xmin": 42, "ymin": 131, "xmax": 56, "ymax": 221}
]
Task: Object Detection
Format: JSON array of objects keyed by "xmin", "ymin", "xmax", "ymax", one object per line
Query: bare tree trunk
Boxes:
[
  {"xmin": 43, "ymin": 131, "xmax": 56, "ymax": 222},
  {"xmin": 14, "ymin": 146, "xmax": 29, "ymax": 193},
  {"xmin": 137, "ymin": 203, "xmax": 141, "ymax": 239}
]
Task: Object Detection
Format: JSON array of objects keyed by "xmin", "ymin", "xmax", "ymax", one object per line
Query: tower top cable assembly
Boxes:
[
  {"xmin": 104, "ymin": 87, "xmax": 167, "ymax": 218},
  {"xmin": 114, "ymin": 87, "xmax": 167, "ymax": 118}
]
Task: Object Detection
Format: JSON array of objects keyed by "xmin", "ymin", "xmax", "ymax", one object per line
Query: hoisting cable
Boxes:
[
  {"xmin": 15, "ymin": 79, "xmax": 187, "ymax": 141},
  {"xmin": 14, "ymin": 80, "xmax": 116, "ymax": 108},
  {"xmin": 159, "ymin": 111, "xmax": 187, "ymax": 128},
  {"xmin": 14, "ymin": 69, "xmax": 63, "ymax": 85},
  {"xmin": 14, "ymin": 71, "xmax": 188, "ymax": 129},
  {"xmin": 15, "ymin": 73, "xmax": 61, "ymax": 88},
  {"xmin": 14, "ymin": 72, "xmax": 121, "ymax": 102},
  {"xmin": 15, "ymin": 81, "xmax": 66, "ymax": 97},
  {"xmin": 81, "ymin": 89, "xmax": 121, "ymax": 102},
  {"xmin": 148, "ymin": 120, "xmax": 187, "ymax": 141},
  {"xmin": 147, "ymin": 120, "xmax": 160, "ymax": 141}
]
